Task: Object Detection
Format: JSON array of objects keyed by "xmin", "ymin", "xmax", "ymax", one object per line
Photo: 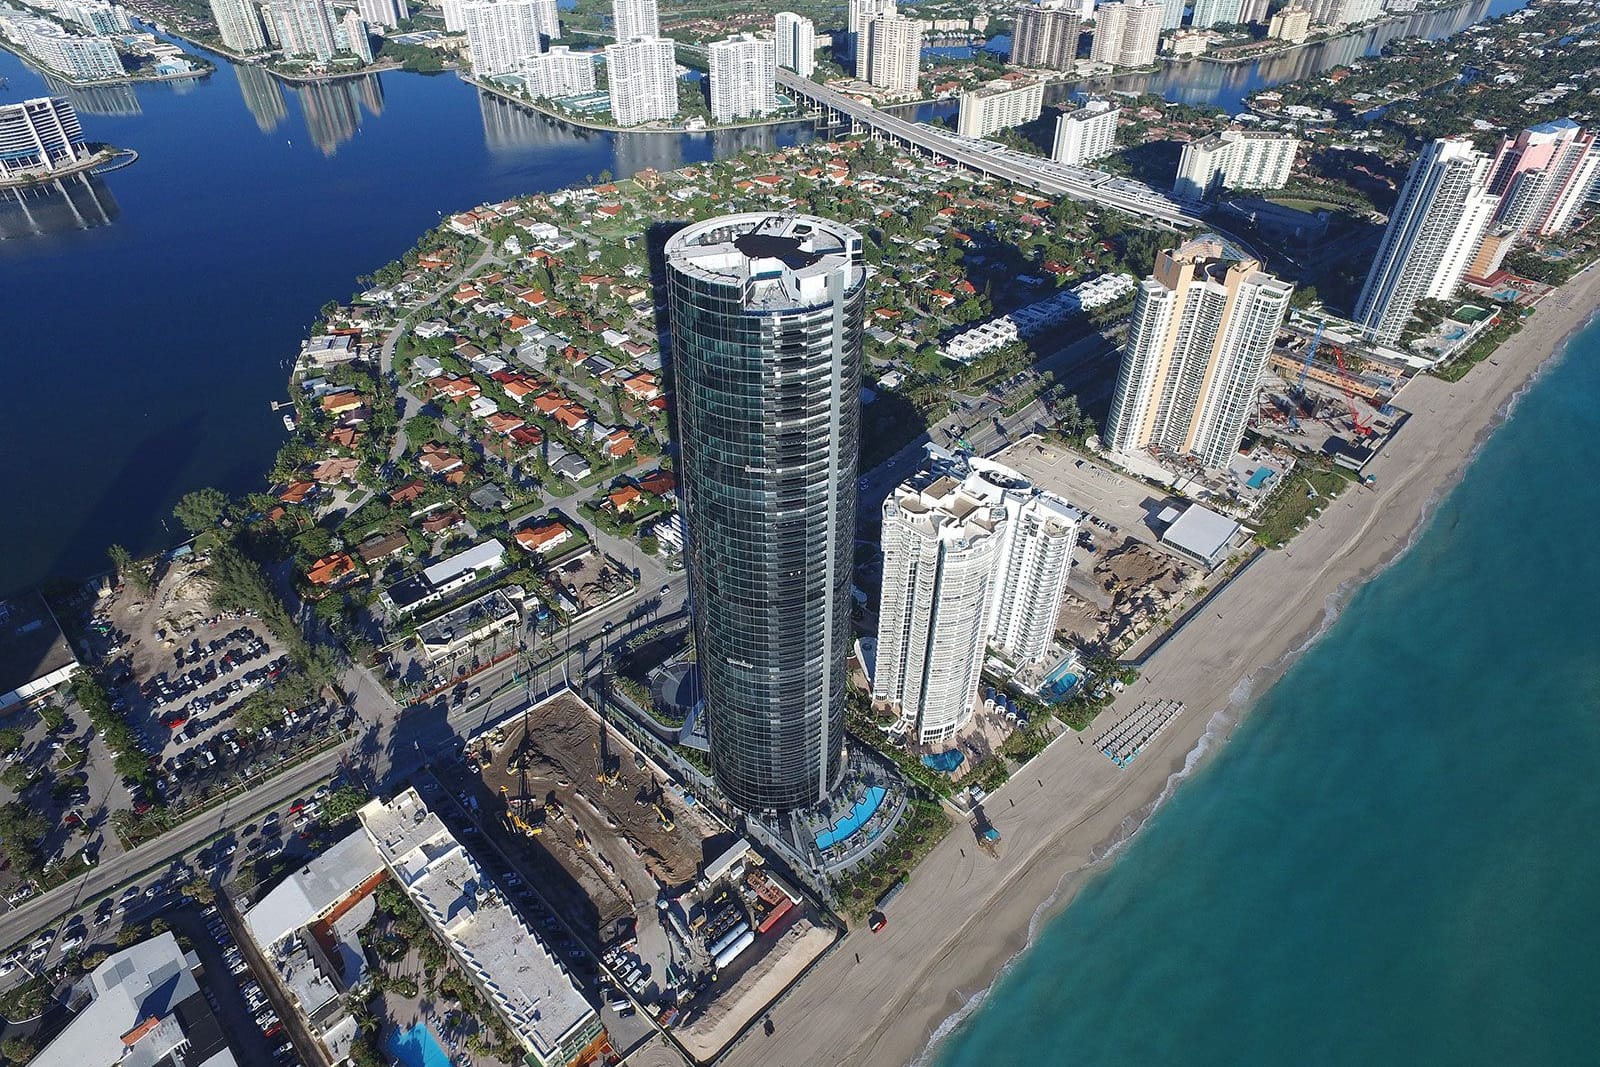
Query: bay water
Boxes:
[{"xmin": 933, "ymin": 325, "xmax": 1600, "ymax": 1064}]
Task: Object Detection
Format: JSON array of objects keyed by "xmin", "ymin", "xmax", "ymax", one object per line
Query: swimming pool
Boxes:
[
  {"xmin": 815, "ymin": 786, "xmax": 886, "ymax": 850},
  {"xmin": 922, "ymin": 750, "xmax": 965, "ymax": 773},
  {"xmin": 1039, "ymin": 661, "xmax": 1080, "ymax": 703},
  {"xmin": 385, "ymin": 1024, "xmax": 452, "ymax": 1067},
  {"xmin": 1246, "ymin": 467, "xmax": 1275, "ymax": 490}
]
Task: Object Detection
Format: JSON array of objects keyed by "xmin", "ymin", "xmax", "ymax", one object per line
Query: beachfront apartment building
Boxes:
[
  {"xmin": 210, "ymin": 0, "xmax": 268, "ymax": 49},
  {"xmin": 1174, "ymin": 129, "xmax": 1299, "ymax": 200},
  {"xmin": 708, "ymin": 32, "xmax": 775, "ymax": 123},
  {"xmin": 666, "ymin": 213, "xmax": 866, "ymax": 812},
  {"xmin": 1009, "ymin": 0, "xmax": 1081, "ymax": 71},
  {"xmin": 611, "ymin": 0, "xmax": 658, "ymax": 41},
  {"xmin": 956, "ymin": 78, "xmax": 1043, "ymax": 138},
  {"xmin": 774, "ymin": 11, "xmax": 815, "ymax": 76},
  {"xmin": 520, "ymin": 45, "xmax": 595, "ymax": 98},
  {"xmin": 1354, "ymin": 136, "xmax": 1496, "ymax": 344},
  {"xmin": 356, "ymin": 0, "xmax": 406, "ymax": 28},
  {"xmin": 1052, "ymin": 97, "xmax": 1119, "ymax": 165},
  {"xmin": 858, "ymin": 12, "xmax": 921, "ymax": 94},
  {"xmin": 606, "ymin": 35, "xmax": 677, "ymax": 125},
  {"xmin": 1467, "ymin": 119, "xmax": 1600, "ymax": 278},
  {"xmin": 875, "ymin": 453, "xmax": 1080, "ymax": 742},
  {"xmin": 268, "ymin": 0, "xmax": 338, "ymax": 61},
  {"xmin": 0, "ymin": 96, "xmax": 89, "ymax": 180},
  {"xmin": 463, "ymin": 0, "xmax": 549, "ymax": 75},
  {"xmin": 1089, "ymin": 0, "xmax": 1162, "ymax": 68},
  {"xmin": 1105, "ymin": 236, "xmax": 1294, "ymax": 468}
]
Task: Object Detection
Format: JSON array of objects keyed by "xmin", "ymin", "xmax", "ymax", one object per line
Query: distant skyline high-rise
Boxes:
[
  {"xmin": 462, "ymin": 0, "xmax": 547, "ymax": 75},
  {"xmin": 1089, "ymin": 0, "xmax": 1162, "ymax": 68},
  {"xmin": 356, "ymin": 0, "xmax": 406, "ymax": 29},
  {"xmin": 708, "ymin": 33, "xmax": 775, "ymax": 123},
  {"xmin": 519, "ymin": 45, "xmax": 595, "ymax": 99},
  {"xmin": 605, "ymin": 35, "xmax": 677, "ymax": 125},
  {"xmin": 1469, "ymin": 119, "xmax": 1599, "ymax": 278},
  {"xmin": 268, "ymin": 0, "xmax": 337, "ymax": 60},
  {"xmin": 1105, "ymin": 236, "xmax": 1294, "ymax": 468},
  {"xmin": 774, "ymin": 11, "xmax": 815, "ymax": 77},
  {"xmin": 1190, "ymin": 0, "xmax": 1242, "ymax": 29},
  {"xmin": 1354, "ymin": 137, "xmax": 1496, "ymax": 344},
  {"xmin": 208, "ymin": 0, "xmax": 268, "ymax": 52},
  {"xmin": 666, "ymin": 213, "xmax": 867, "ymax": 812},
  {"xmin": 1010, "ymin": 1, "xmax": 1081, "ymax": 71},
  {"xmin": 611, "ymin": 0, "xmax": 658, "ymax": 41},
  {"xmin": 858, "ymin": 12, "xmax": 921, "ymax": 93},
  {"xmin": 341, "ymin": 9, "xmax": 373, "ymax": 61}
]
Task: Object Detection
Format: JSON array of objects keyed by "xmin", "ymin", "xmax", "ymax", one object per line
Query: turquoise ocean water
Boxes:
[{"xmin": 934, "ymin": 322, "xmax": 1600, "ymax": 1066}]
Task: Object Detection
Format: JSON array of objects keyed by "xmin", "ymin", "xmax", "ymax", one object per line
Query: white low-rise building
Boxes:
[{"xmin": 942, "ymin": 272, "xmax": 1137, "ymax": 363}]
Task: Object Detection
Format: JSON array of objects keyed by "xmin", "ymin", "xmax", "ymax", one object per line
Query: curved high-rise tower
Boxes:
[{"xmin": 664, "ymin": 213, "xmax": 866, "ymax": 812}]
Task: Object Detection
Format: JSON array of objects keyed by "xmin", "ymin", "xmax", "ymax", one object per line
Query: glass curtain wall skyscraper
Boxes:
[{"xmin": 665, "ymin": 213, "xmax": 866, "ymax": 812}]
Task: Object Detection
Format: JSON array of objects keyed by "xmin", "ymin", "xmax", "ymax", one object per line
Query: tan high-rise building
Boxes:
[
  {"xmin": 1010, "ymin": 1, "xmax": 1080, "ymax": 71},
  {"xmin": 1267, "ymin": 5, "xmax": 1311, "ymax": 41},
  {"xmin": 1105, "ymin": 237, "xmax": 1294, "ymax": 468},
  {"xmin": 1090, "ymin": 0, "xmax": 1162, "ymax": 68}
]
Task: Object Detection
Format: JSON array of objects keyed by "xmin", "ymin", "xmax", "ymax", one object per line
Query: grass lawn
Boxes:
[{"xmin": 1253, "ymin": 465, "xmax": 1357, "ymax": 548}]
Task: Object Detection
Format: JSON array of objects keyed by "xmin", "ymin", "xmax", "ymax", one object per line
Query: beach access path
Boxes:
[{"xmin": 723, "ymin": 267, "xmax": 1600, "ymax": 1067}]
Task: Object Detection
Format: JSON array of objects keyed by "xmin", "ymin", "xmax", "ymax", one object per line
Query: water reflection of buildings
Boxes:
[
  {"xmin": 0, "ymin": 172, "xmax": 120, "ymax": 240},
  {"xmin": 292, "ymin": 75, "xmax": 385, "ymax": 156},
  {"xmin": 41, "ymin": 72, "xmax": 141, "ymax": 116},
  {"xmin": 479, "ymin": 91, "xmax": 567, "ymax": 150},
  {"xmin": 236, "ymin": 64, "xmax": 289, "ymax": 133},
  {"xmin": 613, "ymin": 130, "xmax": 682, "ymax": 177}
]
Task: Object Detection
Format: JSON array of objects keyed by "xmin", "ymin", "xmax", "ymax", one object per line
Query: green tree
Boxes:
[
  {"xmin": 1, "ymin": 1035, "xmax": 37, "ymax": 1064},
  {"xmin": 0, "ymin": 803, "xmax": 49, "ymax": 875},
  {"xmin": 0, "ymin": 729, "xmax": 23, "ymax": 756},
  {"xmin": 173, "ymin": 488, "xmax": 230, "ymax": 535},
  {"xmin": 39, "ymin": 704, "xmax": 66, "ymax": 732},
  {"xmin": 180, "ymin": 878, "xmax": 215, "ymax": 904}
]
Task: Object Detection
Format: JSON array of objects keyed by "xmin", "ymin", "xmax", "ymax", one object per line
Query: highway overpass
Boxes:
[{"xmin": 777, "ymin": 70, "xmax": 1208, "ymax": 229}]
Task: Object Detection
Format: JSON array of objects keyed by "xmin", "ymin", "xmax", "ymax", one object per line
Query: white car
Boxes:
[{"xmin": 59, "ymin": 933, "xmax": 85, "ymax": 952}]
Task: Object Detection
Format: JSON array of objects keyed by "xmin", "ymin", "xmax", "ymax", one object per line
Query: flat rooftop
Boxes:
[
  {"xmin": 0, "ymin": 591, "xmax": 78, "ymax": 700},
  {"xmin": 360, "ymin": 791, "xmax": 598, "ymax": 1063},
  {"xmin": 247, "ymin": 828, "xmax": 383, "ymax": 949},
  {"xmin": 1161, "ymin": 503, "xmax": 1240, "ymax": 566},
  {"xmin": 665, "ymin": 213, "xmax": 864, "ymax": 311}
]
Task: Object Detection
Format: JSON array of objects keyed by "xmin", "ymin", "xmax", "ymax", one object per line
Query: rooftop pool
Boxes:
[{"xmin": 815, "ymin": 786, "xmax": 887, "ymax": 850}]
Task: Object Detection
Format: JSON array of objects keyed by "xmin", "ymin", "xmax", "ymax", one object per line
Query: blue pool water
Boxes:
[
  {"xmin": 385, "ymin": 1024, "xmax": 451, "ymax": 1067},
  {"xmin": 1039, "ymin": 661, "xmax": 1080, "ymax": 703},
  {"xmin": 922, "ymin": 750, "xmax": 966, "ymax": 773},
  {"xmin": 1246, "ymin": 467, "xmax": 1275, "ymax": 490},
  {"xmin": 815, "ymin": 786, "xmax": 887, "ymax": 850}
]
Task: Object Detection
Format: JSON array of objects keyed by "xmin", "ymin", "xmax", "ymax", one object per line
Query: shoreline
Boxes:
[
  {"xmin": 720, "ymin": 266, "xmax": 1600, "ymax": 1067},
  {"xmin": 468, "ymin": 75, "xmax": 811, "ymax": 136},
  {"xmin": 0, "ymin": 37, "xmax": 209, "ymax": 86}
]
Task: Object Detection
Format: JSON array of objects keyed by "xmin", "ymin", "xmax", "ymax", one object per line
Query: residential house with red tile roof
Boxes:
[{"xmin": 515, "ymin": 521, "xmax": 572, "ymax": 554}]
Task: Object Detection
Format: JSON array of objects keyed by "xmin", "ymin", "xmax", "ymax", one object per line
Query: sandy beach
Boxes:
[{"xmin": 715, "ymin": 266, "xmax": 1600, "ymax": 1067}]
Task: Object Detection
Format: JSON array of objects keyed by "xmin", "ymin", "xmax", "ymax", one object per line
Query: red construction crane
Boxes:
[{"xmin": 1331, "ymin": 347, "xmax": 1374, "ymax": 438}]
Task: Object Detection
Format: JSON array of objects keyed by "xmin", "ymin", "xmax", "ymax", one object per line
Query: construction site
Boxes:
[
  {"xmin": 1256, "ymin": 323, "xmax": 1409, "ymax": 469},
  {"xmin": 454, "ymin": 693, "xmax": 834, "ymax": 1063}
]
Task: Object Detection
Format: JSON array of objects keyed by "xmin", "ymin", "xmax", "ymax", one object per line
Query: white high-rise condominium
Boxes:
[
  {"xmin": 269, "ymin": 0, "xmax": 337, "ymax": 60},
  {"xmin": 440, "ymin": 0, "xmax": 465, "ymax": 30},
  {"xmin": 611, "ymin": 0, "xmax": 658, "ymax": 41},
  {"xmin": 1105, "ymin": 236, "xmax": 1294, "ymax": 469},
  {"xmin": 356, "ymin": 0, "xmax": 406, "ymax": 29},
  {"xmin": 1158, "ymin": 0, "xmax": 1184, "ymax": 30},
  {"xmin": 956, "ymin": 78, "xmax": 1043, "ymax": 137},
  {"xmin": 1052, "ymin": 98, "xmax": 1119, "ymax": 165},
  {"xmin": 520, "ymin": 45, "xmax": 594, "ymax": 98},
  {"xmin": 0, "ymin": 96, "xmax": 87, "ymax": 179},
  {"xmin": 341, "ymin": 9, "xmax": 372, "ymax": 60},
  {"xmin": 55, "ymin": 0, "xmax": 133, "ymax": 35},
  {"xmin": 1190, "ymin": 0, "xmax": 1242, "ymax": 28},
  {"xmin": 774, "ymin": 11, "xmax": 815, "ymax": 76},
  {"xmin": 462, "ymin": 0, "xmax": 546, "ymax": 75},
  {"xmin": 209, "ymin": 0, "xmax": 268, "ymax": 51},
  {"xmin": 848, "ymin": 0, "xmax": 895, "ymax": 34},
  {"xmin": 16, "ymin": 23, "xmax": 125, "ymax": 79},
  {"xmin": 1010, "ymin": 1, "xmax": 1081, "ymax": 71},
  {"xmin": 875, "ymin": 453, "xmax": 1080, "ymax": 742},
  {"xmin": 1173, "ymin": 129, "xmax": 1298, "ymax": 199},
  {"xmin": 1089, "ymin": 0, "xmax": 1162, "ymax": 68},
  {"xmin": 606, "ymin": 36, "xmax": 677, "ymax": 125},
  {"xmin": 858, "ymin": 13, "xmax": 920, "ymax": 93},
  {"xmin": 1353, "ymin": 137, "xmax": 1496, "ymax": 345},
  {"xmin": 876, "ymin": 462, "xmax": 1007, "ymax": 744},
  {"xmin": 708, "ymin": 33, "xmax": 774, "ymax": 123}
]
